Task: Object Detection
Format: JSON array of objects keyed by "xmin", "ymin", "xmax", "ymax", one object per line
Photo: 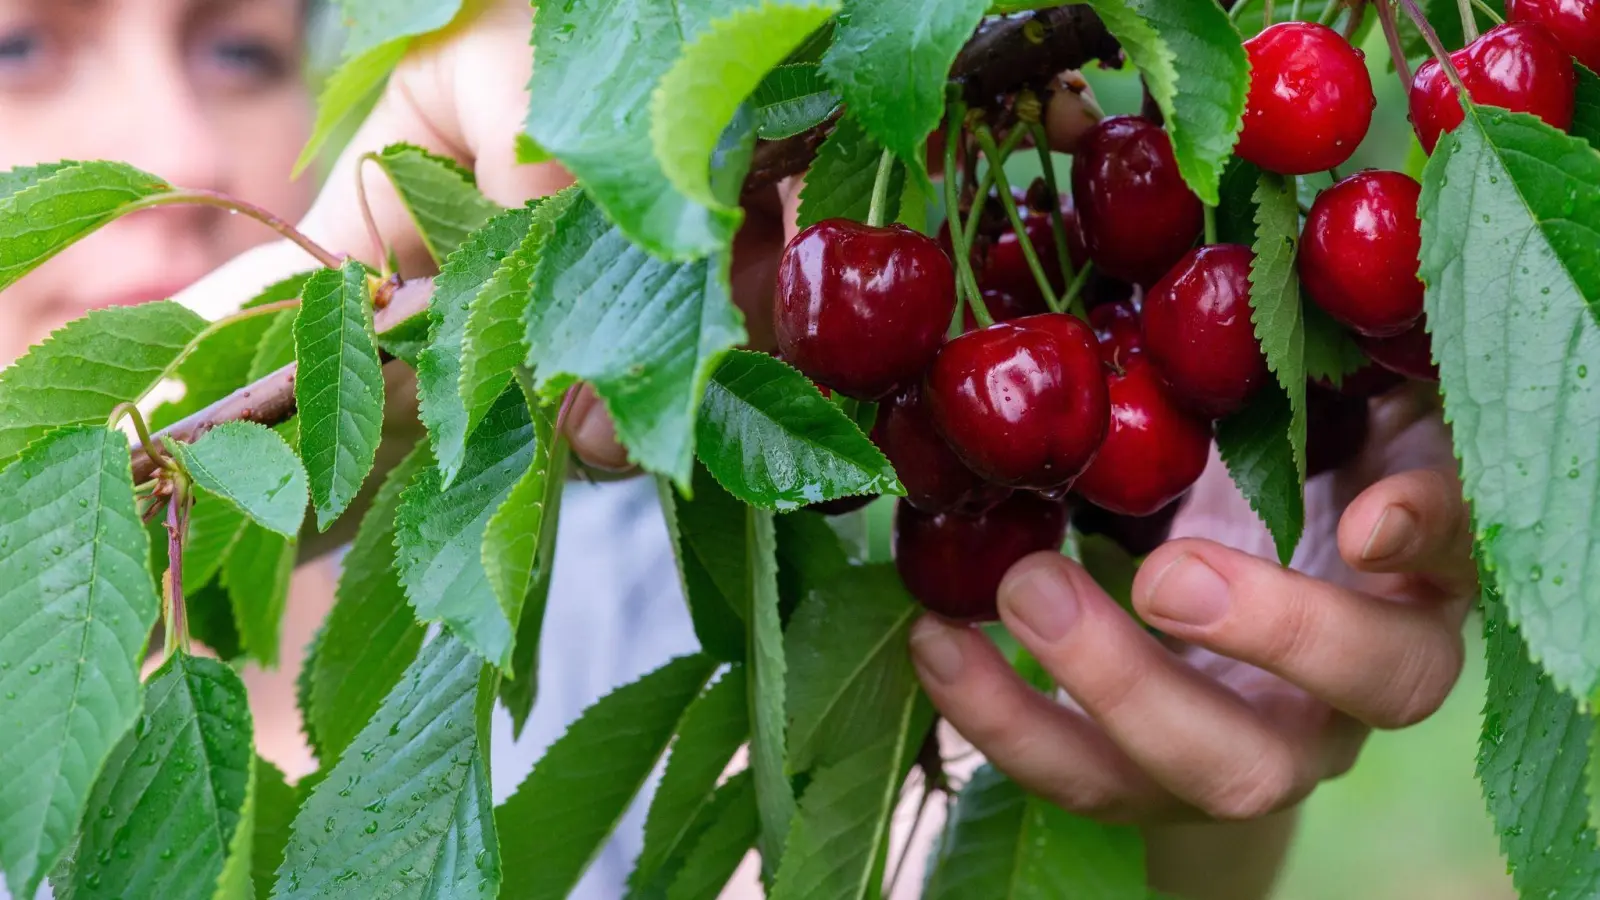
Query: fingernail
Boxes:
[
  {"xmin": 1362, "ymin": 506, "xmax": 1417, "ymax": 561},
  {"xmin": 909, "ymin": 617, "xmax": 965, "ymax": 684},
  {"xmin": 1142, "ymin": 553, "xmax": 1231, "ymax": 628},
  {"xmin": 998, "ymin": 559, "xmax": 1080, "ymax": 643}
]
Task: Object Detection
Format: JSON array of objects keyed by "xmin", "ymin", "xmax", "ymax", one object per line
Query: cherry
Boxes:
[
  {"xmin": 1357, "ymin": 318, "xmax": 1439, "ymax": 382},
  {"xmin": 1306, "ymin": 382, "xmax": 1371, "ymax": 478},
  {"xmin": 872, "ymin": 384, "xmax": 1011, "ymax": 516},
  {"xmin": 926, "ymin": 313, "xmax": 1110, "ymax": 490},
  {"xmin": 1073, "ymin": 359, "xmax": 1213, "ymax": 517},
  {"xmin": 980, "ymin": 197, "xmax": 1088, "ymax": 308},
  {"xmin": 1237, "ymin": 23, "xmax": 1376, "ymax": 175},
  {"xmin": 1071, "ymin": 116, "xmax": 1204, "ymax": 286},
  {"xmin": 1072, "ymin": 496, "xmax": 1183, "ymax": 558},
  {"xmin": 1508, "ymin": 0, "xmax": 1600, "ymax": 72},
  {"xmin": 1409, "ymin": 22, "xmax": 1576, "ymax": 154},
  {"xmin": 775, "ymin": 219, "xmax": 956, "ymax": 400},
  {"xmin": 963, "ymin": 287, "xmax": 1047, "ymax": 331},
  {"xmin": 1141, "ymin": 245, "xmax": 1270, "ymax": 418},
  {"xmin": 1089, "ymin": 298, "xmax": 1142, "ymax": 368},
  {"xmin": 1299, "ymin": 171, "xmax": 1424, "ymax": 338},
  {"xmin": 893, "ymin": 492, "xmax": 1070, "ymax": 622}
]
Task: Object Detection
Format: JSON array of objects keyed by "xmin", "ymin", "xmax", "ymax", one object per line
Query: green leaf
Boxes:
[
  {"xmin": 221, "ymin": 523, "xmax": 297, "ymax": 667},
  {"xmin": 396, "ymin": 387, "xmax": 537, "ymax": 670},
  {"xmin": 769, "ymin": 693, "xmax": 929, "ymax": 900},
  {"xmin": 1573, "ymin": 65, "xmax": 1600, "ymax": 149},
  {"xmin": 1248, "ymin": 170, "xmax": 1307, "ymax": 481},
  {"xmin": 297, "ymin": 40, "xmax": 409, "ymax": 175},
  {"xmin": 375, "ymin": 308, "xmax": 431, "ymax": 368},
  {"xmin": 1302, "ymin": 304, "xmax": 1370, "ymax": 387},
  {"xmin": 369, "ymin": 142, "xmax": 502, "ymax": 265},
  {"xmin": 753, "ymin": 63, "xmax": 840, "ymax": 140},
  {"xmin": 273, "ymin": 632, "xmax": 497, "ymax": 899},
  {"xmin": 1214, "ymin": 157, "xmax": 1261, "ymax": 246},
  {"xmin": 697, "ymin": 351, "xmax": 901, "ymax": 511},
  {"xmin": 418, "ymin": 206, "xmax": 535, "ymax": 483},
  {"xmin": 251, "ymin": 758, "xmax": 299, "ymax": 900},
  {"xmin": 744, "ymin": 505, "xmax": 795, "ymax": 869},
  {"xmin": 336, "ymin": 0, "xmax": 465, "ymax": 57},
  {"xmin": 1216, "ymin": 384, "xmax": 1303, "ymax": 564},
  {"xmin": 182, "ymin": 492, "xmax": 248, "ymax": 591},
  {"xmin": 524, "ymin": 192, "xmax": 746, "ymax": 486},
  {"xmin": 248, "ymin": 311, "xmax": 299, "ymax": 382},
  {"xmin": 174, "ymin": 422, "xmax": 309, "ymax": 538},
  {"xmin": 56, "ymin": 653, "xmax": 252, "ymax": 900},
  {"xmin": 923, "ymin": 765, "xmax": 1146, "ymax": 899},
  {"xmin": 819, "ymin": 0, "xmax": 984, "ymax": 178},
  {"xmin": 496, "ymin": 654, "xmax": 719, "ymax": 900},
  {"xmin": 1084, "ymin": 0, "xmax": 1248, "ymax": 205},
  {"xmin": 796, "ymin": 115, "xmax": 903, "ymax": 229},
  {"xmin": 786, "ymin": 564, "xmax": 919, "ymax": 772},
  {"xmin": 629, "ymin": 667, "xmax": 751, "ymax": 897},
  {"xmin": 187, "ymin": 581, "xmax": 244, "ymax": 662},
  {"xmin": 0, "ymin": 300, "xmax": 205, "ymax": 466},
  {"xmin": 1420, "ymin": 106, "xmax": 1600, "ymax": 696},
  {"xmin": 461, "ymin": 193, "xmax": 574, "ymax": 445},
  {"xmin": 662, "ymin": 773, "xmax": 760, "ymax": 900},
  {"xmin": 658, "ymin": 465, "xmax": 753, "ymax": 663},
  {"xmin": 0, "ymin": 160, "xmax": 77, "ymax": 200},
  {"xmin": 0, "ymin": 161, "xmax": 172, "ymax": 290},
  {"xmin": 215, "ymin": 755, "xmax": 258, "ymax": 900},
  {"xmin": 1479, "ymin": 594, "xmax": 1600, "ymax": 897},
  {"xmin": 309, "ymin": 444, "xmax": 429, "ymax": 764},
  {"xmin": 651, "ymin": 0, "xmax": 838, "ymax": 219},
  {"xmin": 0, "ymin": 427, "xmax": 159, "ymax": 899},
  {"xmin": 294, "ymin": 260, "xmax": 385, "ymax": 530}
]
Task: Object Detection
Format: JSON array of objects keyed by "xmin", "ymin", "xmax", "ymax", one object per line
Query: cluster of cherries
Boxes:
[{"xmin": 773, "ymin": 6, "xmax": 1590, "ymax": 622}]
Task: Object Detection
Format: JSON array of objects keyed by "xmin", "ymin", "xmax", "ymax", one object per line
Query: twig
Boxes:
[
  {"xmin": 1376, "ymin": 0, "xmax": 1414, "ymax": 97},
  {"xmin": 126, "ymin": 190, "xmax": 342, "ymax": 270}
]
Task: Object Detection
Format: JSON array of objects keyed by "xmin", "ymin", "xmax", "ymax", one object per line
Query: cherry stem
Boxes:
[
  {"xmin": 1026, "ymin": 121, "xmax": 1079, "ymax": 294},
  {"xmin": 1319, "ymin": 0, "xmax": 1347, "ymax": 26},
  {"xmin": 127, "ymin": 189, "xmax": 342, "ymax": 270},
  {"xmin": 945, "ymin": 103, "xmax": 992, "ymax": 329},
  {"xmin": 959, "ymin": 126, "xmax": 1028, "ymax": 256},
  {"xmin": 108, "ymin": 402, "xmax": 179, "ymax": 474},
  {"xmin": 1341, "ymin": 0, "xmax": 1368, "ymax": 38},
  {"xmin": 867, "ymin": 148, "xmax": 898, "ymax": 228},
  {"xmin": 886, "ymin": 782, "xmax": 938, "ymax": 897},
  {"xmin": 1292, "ymin": 0, "xmax": 1305, "ymax": 19},
  {"xmin": 1264, "ymin": 0, "xmax": 1276, "ymax": 26},
  {"xmin": 974, "ymin": 124, "xmax": 1062, "ymax": 313},
  {"xmin": 1376, "ymin": 0, "xmax": 1415, "ymax": 94},
  {"xmin": 1203, "ymin": 204, "xmax": 1218, "ymax": 245},
  {"xmin": 160, "ymin": 476, "xmax": 192, "ymax": 663},
  {"xmin": 1456, "ymin": 0, "xmax": 1479, "ymax": 41},
  {"xmin": 1470, "ymin": 0, "xmax": 1501, "ymax": 24},
  {"xmin": 1230, "ymin": 0, "xmax": 1257, "ymax": 22},
  {"xmin": 356, "ymin": 155, "xmax": 395, "ymax": 279},
  {"xmin": 1400, "ymin": 0, "xmax": 1469, "ymax": 93},
  {"xmin": 1061, "ymin": 260, "xmax": 1094, "ymax": 320}
]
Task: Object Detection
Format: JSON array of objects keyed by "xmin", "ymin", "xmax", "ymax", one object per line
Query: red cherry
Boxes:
[
  {"xmin": 1299, "ymin": 171, "xmax": 1424, "ymax": 338},
  {"xmin": 963, "ymin": 287, "xmax": 1047, "ymax": 331},
  {"xmin": 774, "ymin": 219, "xmax": 956, "ymax": 400},
  {"xmin": 1071, "ymin": 116, "xmax": 1204, "ymax": 286},
  {"xmin": 1508, "ymin": 0, "xmax": 1600, "ymax": 71},
  {"xmin": 1072, "ymin": 496, "xmax": 1183, "ymax": 557},
  {"xmin": 872, "ymin": 384, "xmax": 1011, "ymax": 515},
  {"xmin": 1409, "ymin": 22, "xmax": 1576, "ymax": 154},
  {"xmin": 1306, "ymin": 382, "xmax": 1371, "ymax": 478},
  {"xmin": 1357, "ymin": 318, "xmax": 1439, "ymax": 382},
  {"xmin": 1073, "ymin": 360, "xmax": 1213, "ymax": 517},
  {"xmin": 1088, "ymin": 298, "xmax": 1143, "ymax": 368},
  {"xmin": 926, "ymin": 313, "xmax": 1110, "ymax": 490},
  {"xmin": 1237, "ymin": 23, "xmax": 1376, "ymax": 175},
  {"xmin": 980, "ymin": 198, "xmax": 1088, "ymax": 307},
  {"xmin": 1141, "ymin": 245, "xmax": 1270, "ymax": 418},
  {"xmin": 893, "ymin": 493, "xmax": 1070, "ymax": 622}
]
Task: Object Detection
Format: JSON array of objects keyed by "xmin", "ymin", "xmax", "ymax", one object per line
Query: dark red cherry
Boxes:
[
  {"xmin": 1299, "ymin": 171, "xmax": 1424, "ymax": 338},
  {"xmin": 893, "ymin": 492, "xmax": 1070, "ymax": 622},
  {"xmin": 1073, "ymin": 360, "xmax": 1213, "ymax": 517},
  {"xmin": 1071, "ymin": 116, "xmax": 1204, "ymax": 286},
  {"xmin": 1409, "ymin": 22, "xmax": 1576, "ymax": 154},
  {"xmin": 1089, "ymin": 299, "xmax": 1143, "ymax": 368},
  {"xmin": 963, "ymin": 287, "xmax": 1048, "ymax": 331},
  {"xmin": 1306, "ymin": 382, "xmax": 1371, "ymax": 478},
  {"xmin": 1237, "ymin": 23, "xmax": 1375, "ymax": 175},
  {"xmin": 1072, "ymin": 496, "xmax": 1183, "ymax": 558},
  {"xmin": 775, "ymin": 219, "xmax": 956, "ymax": 400},
  {"xmin": 872, "ymin": 384, "xmax": 1012, "ymax": 515},
  {"xmin": 806, "ymin": 495, "xmax": 876, "ymax": 515},
  {"xmin": 926, "ymin": 313, "xmax": 1111, "ymax": 490},
  {"xmin": 1357, "ymin": 318, "xmax": 1439, "ymax": 382},
  {"xmin": 1508, "ymin": 0, "xmax": 1600, "ymax": 71},
  {"xmin": 1313, "ymin": 361, "xmax": 1405, "ymax": 398},
  {"xmin": 1141, "ymin": 245, "xmax": 1270, "ymax": 418},
  {"xmin": 980, "ymin": 197, "xmax": 1088, "ymax": 307}
]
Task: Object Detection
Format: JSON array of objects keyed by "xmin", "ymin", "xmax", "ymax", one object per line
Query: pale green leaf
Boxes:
[
  {"xmin": 745, "ymin": 505, "xmax": 794, "ymax": 869},
  {"xmin": 295, "ymin": 39, "xmax": 411, "ymax": 175},
  {"xmin": 1248, "ymin": 170, "xmax": 1307, "ymax": 481},
  {"xmin": 215, "ymin": 755, "xmax": 258, "ymax": 900},
  {"xmin": 247, "ymin": 312, "xmax": 298, "ymax": 383},
  {"xmin": 1216, "ymin": 384, "xmax": 1303, "ymax": 564},
  {"xmin": 251, "ymin": 759, "xmax": 298, "ymax": 900},
  {"xmin": 496, "ymin": 654, "xmax": 719, "ymax": 900},
  {"xmin": 183, "ymin": 491, "xmax": 248, "ymax": 593},
  {"xmin": 658, "ymin": 465, "xmax": 752, "ymax": 664},
  {"xmin": 0, "ymin": 427, "xmax": 159, "ymax": 899},
  {"xmin": 174, "ymin": 422, "xmax": 309, "ymax": 538},
  {"xmin": 0, "ymin": 300, "xmax": 205, "ymax": 466},
  {"xmin": 0, "ymin": 161, "xmax": 172, "ymax": 290},
  {"xmin": 369, "ymin": 142, "xmax": 502, "ymax": 265},
  {"xmin": 662, "ymin": 774, "xmax": 759, "ymax": 900},
  {"xmin": 1302, "ymin": 304, "xmax": 1370, "ymax": 387},
  {"xmin": 56, "ymin": 654, "xmax": 252, "ymax": 900},
  {"xmin": 697, "ymin": 351, "xmax": 901, "ymax": 511},
  {"xmin": 336, "ymin": 0, "xmax": 465, "ymax": 57},
  {"xmin": 1572, "ymin": 65, "xmax": 1600, "ymax": 149},
  {"xmin": 294, "ymin": 261, "xmax": 385, "ymax": 530},
  {"xmin": 796, "ymin": 115, "xmax": 902, "ymax": 229},
  {"xmin": 753, "ymin": 63, "xmax": 840, "ymax": 140},
  {"xmin": 524, "ymin": 192, "xmax": 745, "ymax": 486},
  {"xmin": 221, "ymin": 524, "xmax": 296, "ymax": 667}
]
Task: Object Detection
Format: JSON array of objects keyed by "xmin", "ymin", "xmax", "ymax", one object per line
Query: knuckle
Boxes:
[
  {"xmin": 1199, "ymin": 743, "xmax": 1302, "ymax": 821},
  {"xmin": 1375, "ymin": 626, "xmax": 1464, "ymax": 729},
  {"xmin": 1252, "ymin": 576, "xmax": 1318, "ymax": 671},
  {"xmin": 1078, "ymin": 657, "xmax": 1155, "ymax": 721}
]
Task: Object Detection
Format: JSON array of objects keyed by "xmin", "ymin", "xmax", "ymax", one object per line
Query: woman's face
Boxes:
[{"xmin": 0, "ymin": 0, "xmax": 315, "ymax": 360}]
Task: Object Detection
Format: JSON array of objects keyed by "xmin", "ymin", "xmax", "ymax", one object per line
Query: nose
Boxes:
[{"xmin": 90, "ymin": 29, "xmax": 225, "ymax": 191}]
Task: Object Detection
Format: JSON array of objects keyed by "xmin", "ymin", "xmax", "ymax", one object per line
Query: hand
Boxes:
[{"xmin": 907, "ymin": 386, "xmax": 1474, "ymax": 892}]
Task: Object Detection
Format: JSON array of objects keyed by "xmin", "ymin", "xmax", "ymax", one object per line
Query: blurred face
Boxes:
[{"xmin": 0, "ymin": 0, "xmax": 315, "ymax": 360}]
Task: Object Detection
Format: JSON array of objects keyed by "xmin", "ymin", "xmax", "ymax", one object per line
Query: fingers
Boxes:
[
  {"xmin": 1133, "ymin": 539, "xmax": 1465, "ymax": 730},
  {"xmin": 989, "ymin": 553, "xmax": 1326, "ymax": 820},
  {"xmin": 563, "ymin": 385, "xmax": 632, "ymax": 473},
  {"xmin": 1337, "ymin": 468, "xmax": 1476, "ymax": 594}
]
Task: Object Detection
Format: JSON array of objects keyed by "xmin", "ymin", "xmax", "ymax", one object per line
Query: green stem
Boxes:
[
  {"xmin": 974, "ymin": 125, "xmax": 1061, "ymax": 313},
  {"xmin": 944, "ymin": 105, "xmax": 991, "ymax": 329},
  {"xmin": 125, "ymin": 189, "xmax": 342, "ymax": 269},
  {"xmin": 1264, "ymin": 0, "xmax": 1276, "ymax": 26},
  {"xmin": 1061, "ymin": 261, "xmax": 1094, "ymax": 320},
  {"xmin": 1292, "ymin": 0, "xmax": 1305, "ymax": 19},
  {"xmin": 160, "ymin": 476, "xmax": 193, "ymax": 663},
  {"xmin": 1456, "ymin": 0, "xmax": 1479, "ymax": 41},
  {"xmin": 1340, "ymin": 0, "xmax": 1368, "ymax": 36},
  {"xmin": 108, "ymin": 402, "xmax": 180, "ymax": 473},
  {"xmin": 1319, "ymin": 0, "xmax": 1346, "ymax": 25},
  {"xmin": 1375, "ymin": 0, "xmax": 1414, "ymax": 93},
  {"xmin": 1470, "ymin": 0, "xmax": 1501, "ymax": 24},
  {"xmin": 1026, "ymin": 121, "xmax": 1077, "ymax": 293},
  {"xmin": 959, "ymin": 126, "xmax": 1029, "ymax": 259},
  {"xmin": 1230, "ymin": 0, "xmax": 1257, "ymax": 21},
  {"xmin": 1400, "ymin": 0, "xmax": 1468, "ymax": 93},
  {"xmin": 867, "ymin": 148, "xmax": 897, "ymax": 228},
  {"xmin": 1203, "ymin": 204, "xmax": 1218, "ymax": 245}
]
